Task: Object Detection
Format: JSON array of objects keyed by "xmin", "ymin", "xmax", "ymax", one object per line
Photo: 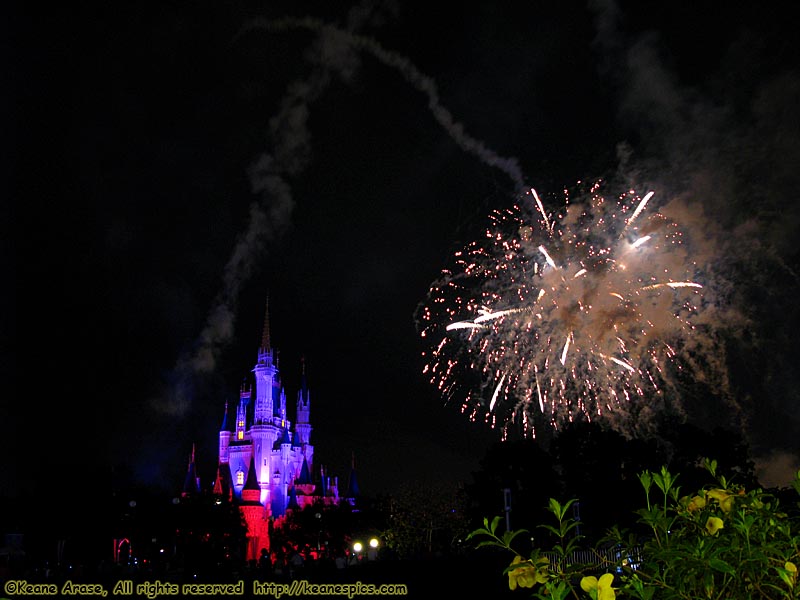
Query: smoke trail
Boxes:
[
  {"xmin": 152, "ymin": 7, "xmax": 378, "ymax": 417},
  {"xmin": 156, "ymin": 7, "xmax": 529, "ymax": 418},
  {"xmin": 238, "ymin": 16, "xmax": 528, "ymax": 195}
]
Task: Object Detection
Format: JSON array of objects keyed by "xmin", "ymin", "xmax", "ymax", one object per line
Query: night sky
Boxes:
[{"xmin": 4, "ymin": 2, "xmax": 799, "ymax": 502}]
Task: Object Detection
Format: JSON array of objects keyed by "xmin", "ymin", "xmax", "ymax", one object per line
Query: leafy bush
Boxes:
[{"xmin": 468, "ymin": 459, "xmax": 800, "ymax": 599}]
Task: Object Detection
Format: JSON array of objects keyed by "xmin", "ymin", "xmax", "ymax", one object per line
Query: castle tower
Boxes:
[
  {"xmin": 253, "ymin": 296, "xmax": 278, "ymax": 424},
  {"xmin": 250, "ymin": 295, "xmax": 283, "ymax": 506}
]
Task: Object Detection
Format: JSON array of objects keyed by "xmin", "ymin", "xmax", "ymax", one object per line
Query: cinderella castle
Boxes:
[{"xmin": 181, "ymin": 298, "xmax": 359, "ymax": 560}]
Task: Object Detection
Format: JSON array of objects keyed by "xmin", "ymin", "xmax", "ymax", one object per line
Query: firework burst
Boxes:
[{"xmin": 419, "ymin": 181, "xmax": 710, "ymax": 438}]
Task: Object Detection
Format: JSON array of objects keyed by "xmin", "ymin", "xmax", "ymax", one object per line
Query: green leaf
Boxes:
[
  {"xmin": 501, "ymin": 528, "xmax": 528, "ymax": 546},
  {"xmin": 464, "ymin": 528, "xmax": 488, "ymax": 541},
  {"xmin": 708, "ymin": 558, "xmax": 735, "ymax": 574},
  {"xmin": 639, "ymin": 470, "xmax": 653, "ymax": 494},
  {"xmin": 776, "ymin": 567, "xmax": 795, "ymax": 589},
  {"xmin": 546, "ymin": 580, "xmax": 570, "ymax": 600},
  {"xmin": 547, "ymin": 497, "xmax": 565, "ymax": 520},
  {"xmin": 489, "ymin": 515, "xmax": 501, "ymax": 534}
]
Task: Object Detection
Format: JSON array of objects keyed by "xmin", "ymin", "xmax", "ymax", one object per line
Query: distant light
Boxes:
[
  {"xmin": 368, "ymin": 538, "xmax": 379, "ymax": 549},
  {"xmin": 128, "ymin": 500, "xmax": 137, "ymax": 508},
  {"xmin": 352, "ymin": 542, "xmax": 363, "ymax": 553},
  {"xmin": 172, "ymin": 498, "xmax": 180, "ymax": 505}
]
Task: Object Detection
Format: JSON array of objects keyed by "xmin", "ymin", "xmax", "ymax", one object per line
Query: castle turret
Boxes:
[
  {"xmin": 295, "ymin": 357, "xmax": 312, "ymax": 446},
  {"xmin": 320, "ymin": 465, "xmax": 329, "ymax": 497},
  {"xmin": 331, "ymin": 476, "xmax": 339, "ymax": 500},
  {"xmin": 241, "ymin": 456, "xmax": 261, "ymax": 503},
  {"xmin": 218, "ymin": 400, "xmax": 232, "ymax": 464},
  {"xmin": 345, "ymin": 452, "xmax": 360, "ymax": 503},
  {"xmin": 229, "ymin": 384, "xmax": 254, "ymax": 498},
  {"xmin": 296, "ymin": 456, "xmax": 315, "ymax": 497},
  {"xmin": 235, "ymin": 384, "xmax": 250, "ymax": 442},
  {"xmin": 213, "ymin": 463, "xmax": 232, "ymax": 501},
  {"xmin": 297, "ymin": 457, "xmax": 312, "ymax": 485},
  {"xmin": 181, "ymin": 444, "xmax": 200, "ymax": 498},
  {"xmin": 287, "ymin": 485, "xmax": 300, "ymax": 511},
  {"xmin": 253, "ymin": 296, "xmax": 278, "ymax": 424},
  {"xmin": 279, "ymin": 427, "xmax": 292, "ymax": 462},
  {"xmin": 270, "ymin": 469, "xmax": 286, "ymax": 518},
  {"xmin": 277, "ymin": 386, "xmax": 287, "ymax": 424}
]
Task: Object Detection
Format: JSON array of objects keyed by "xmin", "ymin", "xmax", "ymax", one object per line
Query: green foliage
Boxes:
[{"xmin": 469, "ymin": 460, "xmax": 800, "ymax": 599}]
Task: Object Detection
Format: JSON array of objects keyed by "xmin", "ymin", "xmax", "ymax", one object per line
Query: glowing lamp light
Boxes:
[
  {"xmin": 369, "ymin": 538, "xmax": 379, "ymax": 548},
  {"xmin": 352, "ymin": 542, "xmax": 363, "ymax": 553}
]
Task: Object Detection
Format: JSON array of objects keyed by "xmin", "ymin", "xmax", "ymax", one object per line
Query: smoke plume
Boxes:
[{"xmin": 589, "ymin": 0, "xmax": 800, "ymax": 484}]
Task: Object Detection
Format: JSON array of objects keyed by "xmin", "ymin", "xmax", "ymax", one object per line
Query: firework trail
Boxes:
[
  {"xmin": 237, "ymin": 16, "xmax": 527, "ymax": 194},
  {"xmin": 156, "ymin": 8, "xmax": 526, "ymax": 417},
  {"xmin": 419, "ymin": 181, "xmax": 718, "ymax": 439}
]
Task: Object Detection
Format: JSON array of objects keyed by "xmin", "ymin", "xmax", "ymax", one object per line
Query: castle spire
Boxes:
[
  {"xmin": 254, "ymin": 293, "xmax": 277, "ymax": 423},
  {"xmin": 260, "ymin": 294, "xmax": 271, "ymax": 353},
  {"xmin": 220, "ymin": 400, "xmax": 230, "ymax": 431},
  {"xmin": 300, "ymin": 356, "xmax": 308, "ymax": 394},
  {"xmin": 182, "ymin": 443, "xmax": 200, "ymax": 497},
  {"xmin": 345, "ymin": 451, "xmax": 359, "ymax": 500}
]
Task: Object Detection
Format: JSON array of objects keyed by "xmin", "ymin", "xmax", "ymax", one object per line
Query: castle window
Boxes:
[
  {"xmin": 238, "ymin": 431, "xmax": 244, "ymax": 440},
  {"xmin": 236, "ymin": 470, "xmax": 244, "ymax": 486}
]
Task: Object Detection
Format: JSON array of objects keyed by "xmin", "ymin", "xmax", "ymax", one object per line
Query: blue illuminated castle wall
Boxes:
[{"xmin": 186, "ymin": 300, "xmax": 358, "ymax": 558}]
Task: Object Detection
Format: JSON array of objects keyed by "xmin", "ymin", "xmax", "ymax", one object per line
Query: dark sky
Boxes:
[{"xmin": 4, "ymin": 1, "xmax": 799, "ymax": 500}]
